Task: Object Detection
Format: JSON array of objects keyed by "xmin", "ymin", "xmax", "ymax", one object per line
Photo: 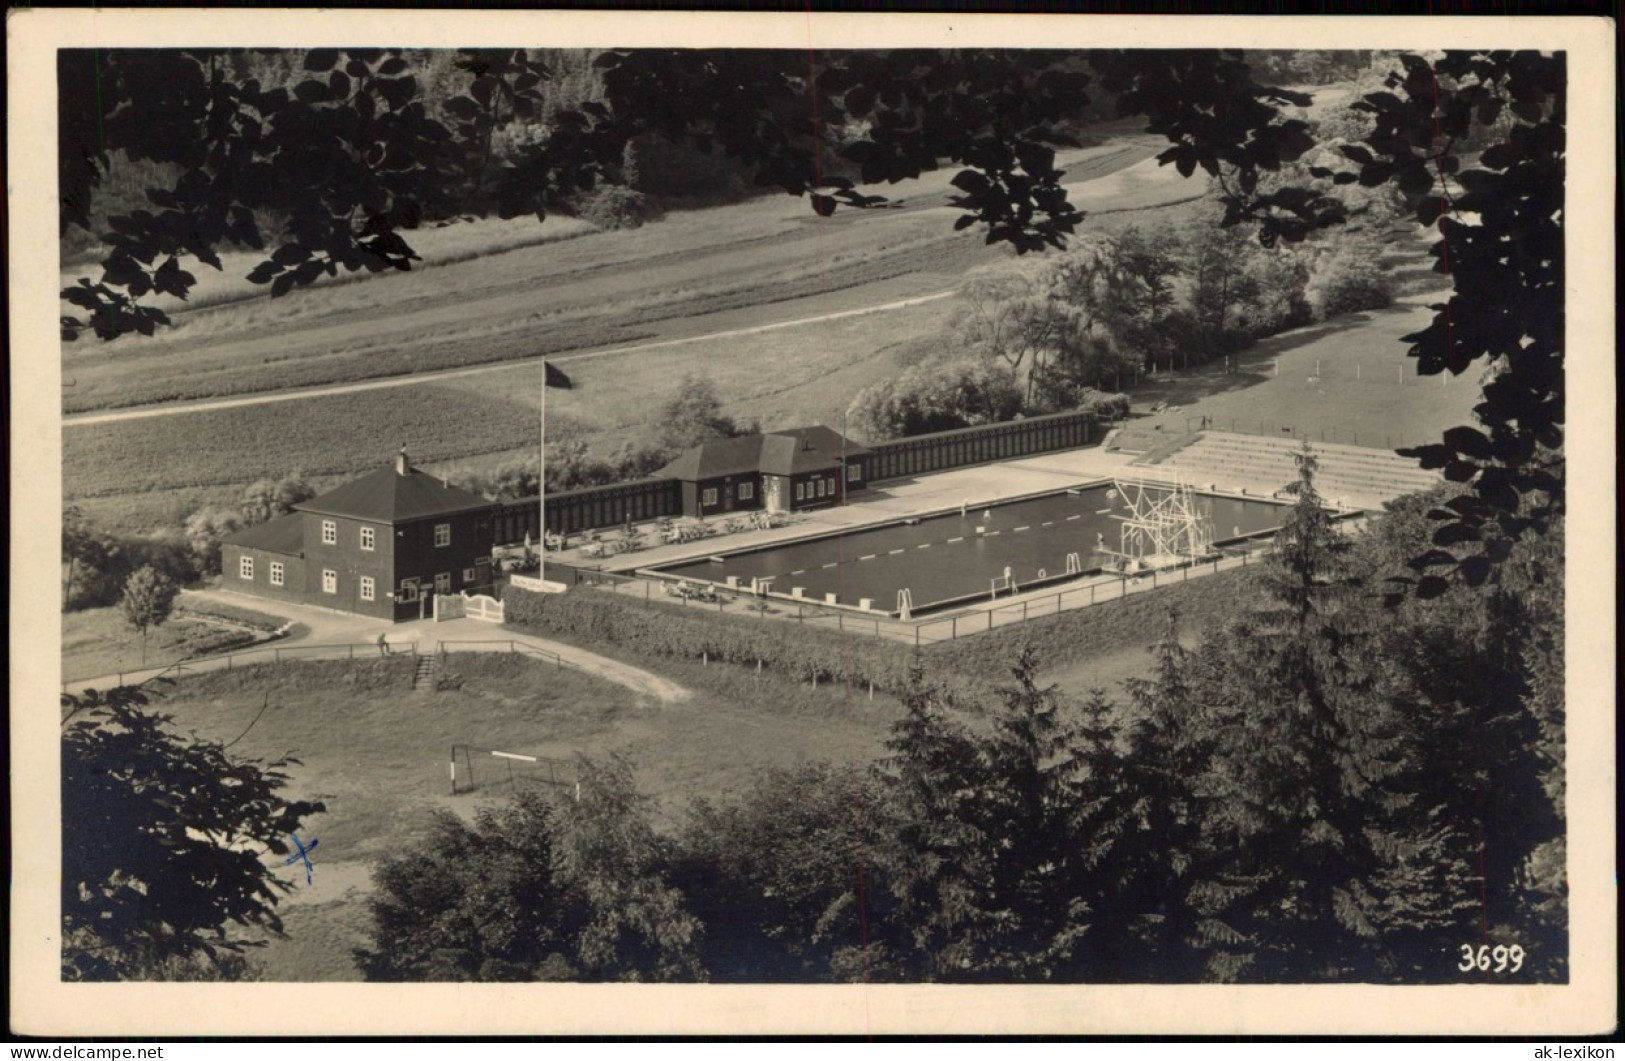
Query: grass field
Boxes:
[
  {"xmin": 147, "ymin": 650, "xmax": 903, "ymax": 980},
  {"xmin": 63, "ymin": 383, "xmax": 545, "ymax": 500},
  {"xmin": 1113, "ymin": 294, "xmax": 1482, "ymax": 454}
]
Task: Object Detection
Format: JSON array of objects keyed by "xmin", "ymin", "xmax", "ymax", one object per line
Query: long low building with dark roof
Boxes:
[
  {"xmin": 657, "ymin": 425, "xmax": 871, "ymax": 519},
  {"xmin": 221, "ymin": 448, "xmax": 498, "ymax": 622}
]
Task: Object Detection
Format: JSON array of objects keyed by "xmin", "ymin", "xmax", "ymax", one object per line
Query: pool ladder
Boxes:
[
  {"xmin": 1065, "ymin": 552, "xmax": 1082, "ymax": 575},
  {"xmin": 897, "ymin": 588, "xmax": 913, "ymax": 621}
]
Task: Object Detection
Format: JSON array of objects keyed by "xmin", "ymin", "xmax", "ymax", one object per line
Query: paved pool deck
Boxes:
[{"xmin": 580, "ymin": 444, "xmax": 1148, "ymax": 576}]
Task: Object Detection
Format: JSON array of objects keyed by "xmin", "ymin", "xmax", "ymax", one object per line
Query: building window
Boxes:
[
  {"xmin": 360, "ymin": 576, "xmax": 375, "ymax": 602},
  {"xmin": 434, "ymin": 523, "xmax": 451, "ymax": 547},
  {"xmin": 399, "ymin": 579, "xmax": 419, "ymax": 602},
  {"xmin": 322, "ymin": 569, "xmax": 337, "ymax": 594},
  {"xmin": 321, "ymin": 519, "xmax": 337, "ymax": 545},
  {"xmin": 360, "ymin": 526, "xmax": 375, "ymax": 551},
  {"xmin": 847, "ymin": 463, "xmax": 861, "ymax": 482},
  {"xmin": 795, "ymin": 482, "xmax": 805, "ymax": 501},
  {"xmin": 239, "ymin": 555, "xmax": 254, "ymax": 580},
  {"xmin": 702, "ymin": 488, "xmax": 718, "ymax": 506},
  {"xmin": 817, "ymin": 478, "xmax": 827, "ymax": 498},
  {"xmin": 270, "ymin": 562, "xmax": 285, "ymax": 587},
  {"xmin": 463, "ymin": 567, "xmax": 477, "ymax": 584},
  {"xmin": 738, "ymin": 481, "xmax": 754, "ymax": 501},
  {"xmin": 435, "ymin": 572, "xmax": 452, "ymax": 595}
]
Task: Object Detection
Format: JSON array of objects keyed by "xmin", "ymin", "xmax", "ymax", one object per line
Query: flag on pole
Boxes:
[{"xmin": 544, "ymin": 361, "xmax": 573, "ymax": 389}]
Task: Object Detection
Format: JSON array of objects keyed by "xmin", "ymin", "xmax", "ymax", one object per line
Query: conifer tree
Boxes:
[
  {"xmin": 1183, "ymin": 447, "xmax": 1477, "ymax": 980},
  {"xmin": 875, "ymin": 664, "xmax": 990, "ymax": 980},
  {"xmin": 972, "ymin": 645, "xmax": 1094, "ymax": 980}
]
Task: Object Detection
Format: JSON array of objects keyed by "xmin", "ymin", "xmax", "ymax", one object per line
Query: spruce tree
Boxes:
[
  {"xmin": 875, "ymin": 664, "xmax": 990, "ymax": 980},
  {"xmin": 1186, "ymin": 446, "xmax": 1477, "ymax": 980}
]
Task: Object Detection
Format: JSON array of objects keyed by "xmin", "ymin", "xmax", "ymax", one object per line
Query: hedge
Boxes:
[{"xmin": 503, "ymin": 586, "xmax": 1003, "ymax": 708}]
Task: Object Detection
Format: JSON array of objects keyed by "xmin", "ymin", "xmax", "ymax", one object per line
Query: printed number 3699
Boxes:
[{"xmin": 1459, "ymin": 943, "xmax": 1523, "ymax": 973}]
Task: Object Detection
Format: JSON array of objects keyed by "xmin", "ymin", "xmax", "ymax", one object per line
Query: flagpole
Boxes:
[{"xmin": 546, "ymin": 362, "xmax": 552, "ymax": 584}]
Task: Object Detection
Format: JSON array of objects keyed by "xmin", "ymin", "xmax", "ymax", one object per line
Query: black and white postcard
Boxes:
[{"xmin": 8, "ymin": 9, "xmax": 1616, "ymax": 1039}]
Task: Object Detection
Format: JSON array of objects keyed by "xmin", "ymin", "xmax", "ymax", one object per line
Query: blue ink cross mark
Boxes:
[{"xmin": 285, "ymin": 833, "xmax": 319, "ymax": 885}]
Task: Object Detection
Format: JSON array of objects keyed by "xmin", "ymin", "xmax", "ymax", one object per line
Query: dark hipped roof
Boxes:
[
  {"xmin": 295, "ymin": 466, "xmax": 496, "ymax": 523},
  {"xmin": 657, "ymin": 435, "xmax": 764, "ymax": 482},
  {"xmin": 758, "ymin": 434, "xmax": 839, "ymax": 476},
  {"xmin": 770, "ymin": 425, "xmax": 871, "ymax": 458},
  {"xmin": 225, "ymin": 512, "xmax": 305, "ymax": 556},
  {"xmin": 759, "ymin": 426, "xmax": 870, "ymax": 476},
  {"xmin": 659, "ymin": 426, "xmax": 870, "ymax": 482}
]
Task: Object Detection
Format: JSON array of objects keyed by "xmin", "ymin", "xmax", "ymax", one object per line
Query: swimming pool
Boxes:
[{"xmin": 653, "ymin": 483, "xmax": 1292, "ymax": 614}]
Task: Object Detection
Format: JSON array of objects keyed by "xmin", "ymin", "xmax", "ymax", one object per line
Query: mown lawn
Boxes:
[{"xmin": 1116, "ymin": 295, "xmax": 1482, "ymax": 454}]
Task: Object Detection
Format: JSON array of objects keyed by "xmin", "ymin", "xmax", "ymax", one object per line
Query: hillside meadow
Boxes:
[
  {"xmin": 61, "ymin": 139, "xmax": 1167, "ymax": 415},
  {"xmin": 146, "ymin": 650, "xmax": 905, "ymax": 981}
]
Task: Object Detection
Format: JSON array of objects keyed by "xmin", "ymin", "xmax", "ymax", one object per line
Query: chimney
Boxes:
[{"xmin": 396, "ymin": 445, "xmax": 410, "ymax": 476}]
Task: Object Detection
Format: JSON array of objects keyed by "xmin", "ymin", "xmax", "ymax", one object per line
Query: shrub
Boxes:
[
  {"xmin": 574, "ymin": 185, "xmax": 660, "ymax": 231},
  {"xmin": 1070, "ymin": 388, "xmax": 1131, "ymax": 421},
  {"xmin": 503, "ymin": 586, "xmax": 1001, "ymax": 707},
  {"xmin": 845, "ymin": 359, "xmax": 1022, "ymax": 442},
  {"xmin": 184, "ymin": 506, "xmax": 245, "ymax": 577}
]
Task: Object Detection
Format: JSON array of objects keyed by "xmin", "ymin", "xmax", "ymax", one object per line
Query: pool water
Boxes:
[{"xmin": 656, "ymin": 484, "xmax": 1288, "ymax": 612}]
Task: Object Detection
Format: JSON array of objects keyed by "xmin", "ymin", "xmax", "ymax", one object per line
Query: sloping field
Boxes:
[
  {"xmin": 1112, "ymin": 295, "xmax": 1482, "ymax": 455},
  {"xmin": 62, "ymin": 138, "xmax": 1168, "ymax": 416},
  {"xmin": 63, "ymin": 131, "xmax": 1215, "ymax": 531}
]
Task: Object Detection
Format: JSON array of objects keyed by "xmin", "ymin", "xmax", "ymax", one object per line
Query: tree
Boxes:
[
  {"xmin": 655, "ymin": 374, "xmax": 755, "ymax": 453},
  {"xmin": 1309, "ymin": 51, "xmax": 1567, "ymax": 581},
  {"xmin": 358, "ymin": 755, "xmax": 702, "ymax": 983},
  {"xmin": 61, "ymin": 684, "xmax": 324, "ymax": 980},
  {"xmin": 183, "ymin": 505, "xmax": 245, "ymax": 577},
  {"xmin": 63, "ymin": 505, "xmax": 118, "ymax": 610},
  {"xmin": 239, "ymin": 474, "xmax": 315, "ymax": 526},
  {"xmin": 1170, "ymin": 449, "xmax": 1480, "ymax": 981},
  {"xmin": 845, "ymin": 358, "xmax": 1021, "ymax": 441},
  {"xmin": 875, "ymin": 654, "xmax": 1122, "ymax": 982},
  {"xmin": 675, "ymin": 762, "xmax": 891, "ymax": 982},
  {"xmin": 873, "ymin": 665, "xmax": 990, "ymax": 980},
  {"xmin": 1305, "ymin": 245, "xmax": 1393, "ymax": 320},
  {"xmin": 120, "ymin": 565, "xmax": 178, "ymax": 664},
  {"xmin": 550, "ymin": 754, "xmax": 704, "ymax": 982},
  {"xmin": 356, "ymin": 790, "xmax": 576, "ymax": 982},
  {"xmin": 966, "ymin": 646, "xmax": 1097, "ymax": 980}
]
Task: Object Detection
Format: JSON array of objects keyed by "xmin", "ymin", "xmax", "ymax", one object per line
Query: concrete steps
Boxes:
[{"xmin": 1148, "ymin": 431, "xmax": 1441, "ymax": 506}]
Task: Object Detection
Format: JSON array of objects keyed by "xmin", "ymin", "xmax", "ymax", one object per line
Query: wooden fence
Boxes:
[
  {"xmin": 864, "ymin": 409, "xmax": 1096, "ymax": 482},
  {"xmin": 495, "ymin": 477, "xmax": 682, "ymax": 543}
]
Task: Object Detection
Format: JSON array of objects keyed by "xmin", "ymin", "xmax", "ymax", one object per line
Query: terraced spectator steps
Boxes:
[{"xmin": 1136, "ymin": 431, "xmax": 1441, "ymax": 509}]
